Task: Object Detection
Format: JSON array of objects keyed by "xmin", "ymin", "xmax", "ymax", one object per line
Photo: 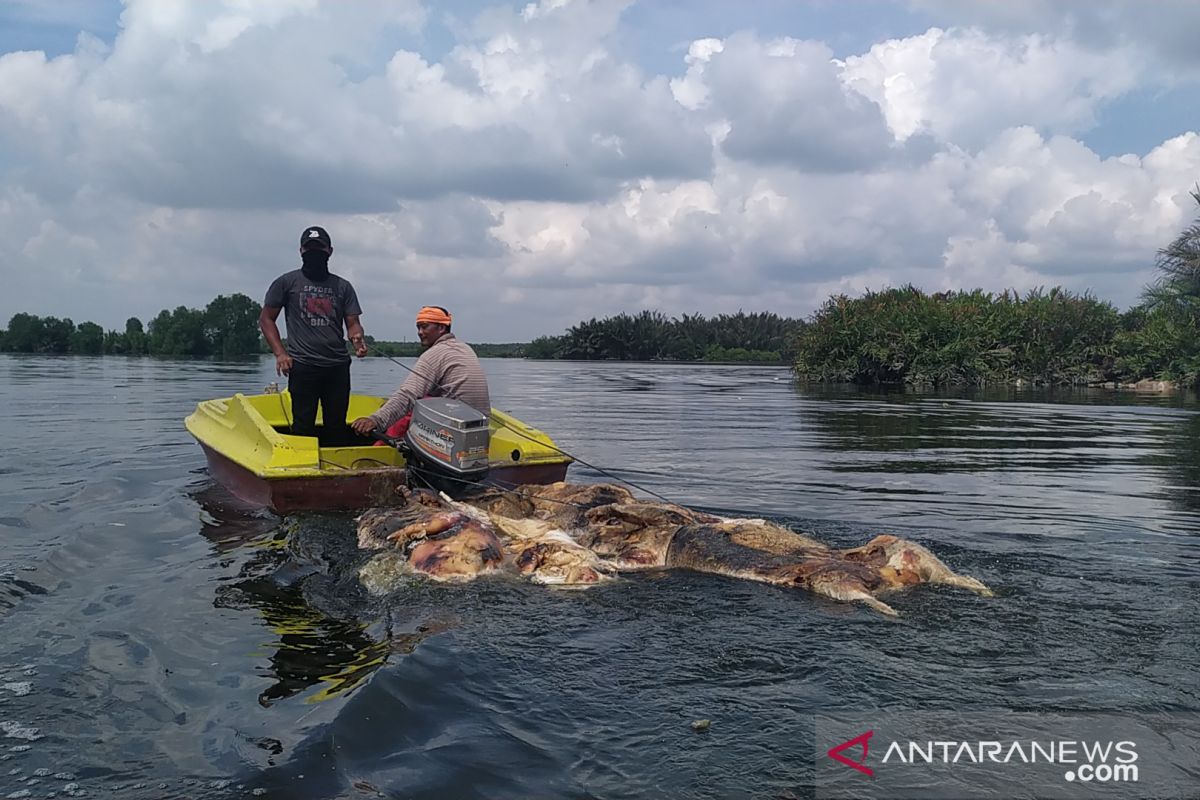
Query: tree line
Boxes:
[
  {"xmin": 0, "ymin": 294, "xmax": 264, "ymax": 357},
  {"xmin": 792, "ymin": 189, "xmax": 1200, "ymax": 388},
  {"xmin": 0, "ymin": 294, "xmax": 528, "ymax": 358},
  {"xmin": 524, "ymin": 310, "xmax": 800, "ymax": 362},
  {"xmin": 790, "ymin": 285, "xmax": 1189, "ymax": 386}
]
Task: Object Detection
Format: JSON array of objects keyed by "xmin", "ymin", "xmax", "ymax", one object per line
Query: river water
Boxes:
[{"xmin": 0, "ymin": 354, "xmax": 1197, "ymax": 799}]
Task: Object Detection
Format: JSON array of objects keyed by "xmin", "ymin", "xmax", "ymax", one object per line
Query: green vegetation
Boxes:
[
  {"xmin": 0, "ymin": 293, "xmax": 528, "ymax": 359},
  {"xmin": 792, "ymin": 286, "xmax": 1124, "ymax": 385},
  {"xmin": 1124, "ymin": 187, "xmax": 1200, "ymax": 386},
  {"xmin": 792, "ymin": 189, "xmax": 1200, "ymax": 388},
  {"xmin": 1, "ymin": 294, "xmax": 265, "ymax": 357},
  {"xmin": 525, "ymin": 310, "xmax": 799, "ymax": 362},
  {"xmin": 791, "ymin": 281, "xmax": 1200, "ymax": 388}
]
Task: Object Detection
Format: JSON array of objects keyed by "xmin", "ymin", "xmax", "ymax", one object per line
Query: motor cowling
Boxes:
[{"xmin": 401, "ymin": 397, "xmax": 490, "ymax": 494}]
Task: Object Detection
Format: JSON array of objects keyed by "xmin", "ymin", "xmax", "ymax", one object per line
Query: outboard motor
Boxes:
[{"xmin": 380, "ymin": 397, "xmax": 490, "ymax": 497}]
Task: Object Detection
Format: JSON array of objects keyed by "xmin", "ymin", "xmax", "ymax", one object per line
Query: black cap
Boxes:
[{"xmin": 300, "ymin": 226, "xmax": 332, "ymax": 252}]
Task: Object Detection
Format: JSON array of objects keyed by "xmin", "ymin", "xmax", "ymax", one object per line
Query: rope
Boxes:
[{"xmin": 274, "ymin": 388, "xmax": 293, "ymax": 429}]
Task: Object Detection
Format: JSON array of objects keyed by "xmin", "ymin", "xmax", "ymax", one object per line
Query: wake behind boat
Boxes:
[{"xmin": 185, "ymin": 390, "xmax": 571, "ymax": 513}]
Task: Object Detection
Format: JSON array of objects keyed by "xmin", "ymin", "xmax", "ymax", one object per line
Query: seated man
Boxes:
[{"xmin": 351, "ymin": 306, "xmax": 491, "ymax": 439}]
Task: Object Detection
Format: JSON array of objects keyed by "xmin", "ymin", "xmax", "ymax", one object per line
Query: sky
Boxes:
[{"xmin": 1, "ymin": 0, "xmax": 1199, "ymax": 343}]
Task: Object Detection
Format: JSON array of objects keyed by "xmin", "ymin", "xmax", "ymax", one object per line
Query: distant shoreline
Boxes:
[
  {"xmin": 510, "ymin": 358, "xmax": 790, "ymax": 367},
  {"xmin": 1, "ymin": 352, "xmax": 1189, "ymax": 391}
]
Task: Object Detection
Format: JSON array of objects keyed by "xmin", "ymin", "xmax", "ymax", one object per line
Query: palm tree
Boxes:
[{"xmin": 1146, "ymin": 187, "xmax": 1200, "ymax": 313}]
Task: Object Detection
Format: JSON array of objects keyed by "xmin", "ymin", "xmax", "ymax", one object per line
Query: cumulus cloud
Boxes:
[
  {"xmin": 2, "ymin": 0, "xmax": 711, "ymax": 213},
  {"xmin": 908, "ymin": 0, "xmax": 1200, "ymax": 75},
  {"xmin": 0, "ymin": 0, "xmax": 1198, "ymax": 342},
  {"xmin": 682, "ymin": 33, "xmax": 898, "ymax": 172},
  {"xmin": 842, "ymin": 27, "xmax": 1143, "ymax": 148}
]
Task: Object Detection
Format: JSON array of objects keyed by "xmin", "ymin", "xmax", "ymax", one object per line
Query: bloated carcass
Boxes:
[{"xmin": 354, "ymin": 482, "xmax": 993, "ymax": 617}]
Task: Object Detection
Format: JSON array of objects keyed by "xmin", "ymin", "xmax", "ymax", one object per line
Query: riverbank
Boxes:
[{"xmin": 792, "ymin": 286, "xmax": 1199, "ymax": 391}]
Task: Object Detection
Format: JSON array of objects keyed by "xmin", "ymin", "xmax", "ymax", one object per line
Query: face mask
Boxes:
[{"xmin": 301, "ymin": 249, "xmax": 330, "ymax": 280}]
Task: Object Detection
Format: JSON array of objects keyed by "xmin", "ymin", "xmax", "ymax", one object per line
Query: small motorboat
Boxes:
[{"xmin": 185, "ymin": 390, "xmax": 572, "ymax": 513}]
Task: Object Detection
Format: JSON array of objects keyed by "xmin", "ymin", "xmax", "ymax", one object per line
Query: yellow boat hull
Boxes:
[{"xmin": 185, "ymin": 391, "xmax": 571, "ymax": 513}]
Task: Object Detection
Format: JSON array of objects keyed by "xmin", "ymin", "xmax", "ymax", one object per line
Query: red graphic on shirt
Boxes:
[{"xmin": 305, "ymin": 295, "xmax": 334, "ymax": 316}]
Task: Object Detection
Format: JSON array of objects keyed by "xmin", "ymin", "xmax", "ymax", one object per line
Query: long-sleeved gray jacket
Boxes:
[{"xmin": 369, "ymin": 333, "xmax": 491, "ymax": 428}]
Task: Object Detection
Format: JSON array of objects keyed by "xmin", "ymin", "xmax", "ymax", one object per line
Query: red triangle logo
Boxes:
[{"xmin": 827, "ymin": 730, "xmax": 875, "ymax": 777}]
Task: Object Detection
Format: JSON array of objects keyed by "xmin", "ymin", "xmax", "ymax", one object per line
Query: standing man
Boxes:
[
  {"xmin": 350, "ymin": 306, "xmax": 490, "ymax": 438},
  {"xmin": 260, "ymin": 225, "xmax": 368, "ymax": 444}
]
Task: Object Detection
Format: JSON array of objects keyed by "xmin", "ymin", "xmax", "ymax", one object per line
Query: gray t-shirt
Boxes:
[{"xmin": 264, "ymin": 270, "xmax": 363, "ymax": 368}]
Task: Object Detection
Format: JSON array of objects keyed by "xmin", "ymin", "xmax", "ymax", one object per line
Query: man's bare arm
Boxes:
[
  {"xmin": 346, "ymin": 314, "xmax": 367, "ymax": 358},
  {"xmin": 259, "ymin": 306, "xmax": 292, "ymax": 376}
]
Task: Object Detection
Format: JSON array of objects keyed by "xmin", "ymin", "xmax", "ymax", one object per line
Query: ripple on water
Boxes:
[{"xmin": 1, "ymin": 357, "xmax": 1199, "ymax": 798}]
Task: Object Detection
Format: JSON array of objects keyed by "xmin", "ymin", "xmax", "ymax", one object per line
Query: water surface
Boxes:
[{"xmin": 0, "ymin": 355, "xmax": 1197, "ymax": 798}]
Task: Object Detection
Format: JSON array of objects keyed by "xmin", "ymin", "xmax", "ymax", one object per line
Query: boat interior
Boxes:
[
  {"xmin": 247, "ymin": 391, "xmax": 559, "ymax": 471},
  {"xmin": 252, "ymin": 392, "xmax": 406, "ymax": 469}
]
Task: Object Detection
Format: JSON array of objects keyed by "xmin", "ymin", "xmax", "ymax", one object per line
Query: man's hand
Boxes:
[
  {"xmin": 352, "ymin": 337, "xmax": 368, "ymax": 358},
  {"xmin": 351, "ymin": 416, "xmax": 377, "ymax": 436},
  {"xmin": 275, "ymin": 353, "xmax": 293, "ymax": 376}
]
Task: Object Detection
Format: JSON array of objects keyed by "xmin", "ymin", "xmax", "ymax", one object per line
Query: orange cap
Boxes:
[{"xmin": 416, "ymin": 306, "xmax": 452, "ymax": 326}]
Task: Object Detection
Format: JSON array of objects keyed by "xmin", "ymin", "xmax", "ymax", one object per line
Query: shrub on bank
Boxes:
[
  {"xmin": 1114, "ymin": 305, "xmax": 1200, "ymax": 388},
  {"xmin": 525, "ymin": 310, "xmax": 803, "ymax": 361},
  {"xmin": 792, "ymin": 286, "xmax": 1124, "ymax": 386}
]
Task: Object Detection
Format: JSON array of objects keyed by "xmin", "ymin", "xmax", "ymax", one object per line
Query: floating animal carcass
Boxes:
[{"xmin": 354, "ymin": 482, "xmax": 993, "ymax": 617}]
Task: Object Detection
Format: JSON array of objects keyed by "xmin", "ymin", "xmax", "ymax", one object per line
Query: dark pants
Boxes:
[{"xmin": 288, "ymin": 360, "xmax": 351, "ymax": 445}]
